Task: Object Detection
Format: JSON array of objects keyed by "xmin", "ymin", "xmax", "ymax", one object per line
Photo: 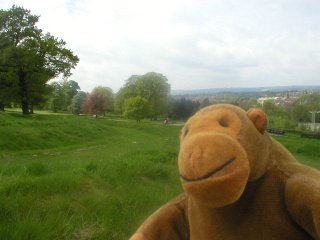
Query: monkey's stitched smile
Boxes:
[{"xmin": 180, "ymin": 157, "xmax": 236, "ymax": 182}]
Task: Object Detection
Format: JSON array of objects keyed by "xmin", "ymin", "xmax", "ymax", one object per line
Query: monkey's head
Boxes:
[{"xmin": 178, "ymin": 104, "xmax": 271, "ymax": 208}]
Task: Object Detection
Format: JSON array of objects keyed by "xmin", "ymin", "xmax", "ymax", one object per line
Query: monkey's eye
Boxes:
[{"xmin": 218, "ymin": 119, "xmax": 229, "ymax": 127}]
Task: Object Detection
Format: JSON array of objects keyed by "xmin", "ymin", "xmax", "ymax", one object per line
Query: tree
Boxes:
[
  {"xmin": 262, "ymin": 101, "xmax": 286, "ymax": 117},
  {"xmin": 136, "ymin": 72, "xmax": 170, "ymax": 120},
  {"xmin": 200, "ymin": 98, "xmax": 210, "ymax": 108},
  {"xmin": 48, "ymin": 79, "xmax": 80, "ymax": 112},
  {"xmin": 0, "ymin": 68, "xmax": 15, "ymax": 111},
  {"xmin": 233, "ymin": 97, "xmax": 258, "ymax": 111},
  {"xmin": 69, "ymin": 91, "xmax": 87, "ymax": 114},
  {"xmin": 63, "ymin": 79, "xmax": 80, "ymax": 108},
  {"xmin": 115, "ymin": 72, "xmax": 170, "ymax": 119},
  {"xmin": 123, "ymin": 96, "xmax": 148, "ymax": 122},
  {"xmin": 114, "ymin": 75, "xmax": 140, "ymax": 113},
  {"xmin": 0, "ymin": 5, "xmax": 79, "ymax": 114},
  {"xmin": 0, "ymin": 34, "xmax": 13, "ymax": 111},
  {"xmin": 49, "ymin": 81, "xmax": 66, "ymax": 112},
  {"xmin": 289, "ymin": 93, "xmax": 320, "ymax": 123},
  {"xmin": 82, "ymin": 86, "xmax": 113, "ymax": 116},
  {"xmin": 169, "ymin": 97, "xmax": 200, "ymax": 120},
  {"xmin": 289, "ymin": 103, "xmax": 309, "ymax": 123}
]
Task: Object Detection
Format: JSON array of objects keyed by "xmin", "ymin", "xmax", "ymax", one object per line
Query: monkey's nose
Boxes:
[{"xmin": 189, "ymin": 146, "xmax": 203, "ymax": 162}]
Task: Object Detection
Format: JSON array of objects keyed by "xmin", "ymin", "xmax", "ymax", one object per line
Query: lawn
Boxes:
[
  {"xmin": 273, "ymin": 132, "xmax": 320, "ymax": 169},
  {"xmin": 0, "ymin": 110, "xmax": 319, "ymax": 239}
]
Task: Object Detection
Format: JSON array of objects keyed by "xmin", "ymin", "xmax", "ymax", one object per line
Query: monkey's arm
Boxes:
[
  {"xmin": 285, "ymin": 173, "xmax": 320, "ymax": 239},
  {"xmin": 130, "ymin": 194, "xmax": 189, "ymax": 240}
]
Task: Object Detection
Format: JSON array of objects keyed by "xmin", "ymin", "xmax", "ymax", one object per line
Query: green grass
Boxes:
[
  {"xmin": 273, "ymin": 132, "xmax": 320, "ymax": 168},
  {"xmin": 0, "ymin": 111, "xmax": 182, "ymax": 239},
  {"xmin": 0, "ymin": 110, "xmax": 319, "ymax": 239}
]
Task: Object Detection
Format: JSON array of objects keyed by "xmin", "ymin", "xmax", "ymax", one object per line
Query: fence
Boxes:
[
  {"xmin": 267, "ymin": 128, "xmax": 285, "ymax": 136},
  {"xmin": 301, "ymin": 133, "xmax": 320, "ymax": 139}
]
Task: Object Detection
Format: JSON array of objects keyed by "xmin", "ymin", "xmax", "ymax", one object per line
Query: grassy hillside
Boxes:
[
  {"xmin": 0, "ymin": 111, "xmax": 182, "ymax": 239},
  {"xmin": 0, "ymin": 111, "xmax": 319, "ymax": 239}
]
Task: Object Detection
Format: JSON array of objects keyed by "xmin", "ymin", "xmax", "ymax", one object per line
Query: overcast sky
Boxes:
[{"xmin": 1, "ymin": 0, "xmax": 320, "ymax": 92}]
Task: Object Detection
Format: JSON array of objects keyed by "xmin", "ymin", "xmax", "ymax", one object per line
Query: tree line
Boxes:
[
  {"xmin": 1, "ymin": 5, "xmax": 320, "ymax": 128},
  {"xmin": 47, "ymin": 80, "xmax": 114, "ymax": 116},
  {"xmin": 47, "ymin": 81, "xmax": 320, "ymax": 129},
  {"xmin": 0, "ymin": 5, "xmax": 176, "ymax": 121},
  {"xmin": 0, "ymin": 5, "xmax": 223, "ymax": 121},
  {"xmin": 47, "ymin": 72, "xmax": 171, "ymax": 121}
]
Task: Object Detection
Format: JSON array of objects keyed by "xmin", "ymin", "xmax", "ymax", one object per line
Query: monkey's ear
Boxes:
[{"xmin": 247, "ymin": 108, "xmax": 267, "ymax": 134}]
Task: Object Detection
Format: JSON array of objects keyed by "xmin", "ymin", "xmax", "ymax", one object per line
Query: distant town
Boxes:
[
  {"xmin": 171, "ymin": 85, "xmax": 320, "ymax": 132},
  {"xmin": 172, "ymin": 85, "xmax": 320, "ymax": 108}
]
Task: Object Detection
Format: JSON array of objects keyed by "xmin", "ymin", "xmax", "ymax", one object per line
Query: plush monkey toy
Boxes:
[{"xmin": 131, "ymin": 104, "xmax": 320, "ymax": 240}]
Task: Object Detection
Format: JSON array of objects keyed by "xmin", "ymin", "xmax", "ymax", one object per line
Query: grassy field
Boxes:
[{"xmin": 0, "ymin": 110, "xmax": 319, "ymax": 239}]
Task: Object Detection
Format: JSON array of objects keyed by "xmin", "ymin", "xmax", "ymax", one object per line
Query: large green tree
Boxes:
[
  {"xmin": 0, "ymin": 5, "xmax": 79, "ymax": 114},
  {"xmin": 115, "ymin": 72, "xmax": 170, "ymax": 119},
  {"xmin": 123, "ymin": 96, "xmax": 148, "ymax": 122},
  {"xmin": 136, "ymin": 72, "xmax": 170, "ymax": 119}
]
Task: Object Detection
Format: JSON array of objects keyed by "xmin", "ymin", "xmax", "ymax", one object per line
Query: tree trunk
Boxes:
[
  {"xmin": 30, "ymin": 104, "xmax": 34, "ymax": 114},
  {"xmin": 18, "ymin": 69, "xmax": 29, "ymax": 115},
  {"xmin": 0, "ymin": 102, "xmax": 4, "ymax": 112},
  {"xmin": 21, "ymin": 99, "xmax": 29, "ymax": 115}
]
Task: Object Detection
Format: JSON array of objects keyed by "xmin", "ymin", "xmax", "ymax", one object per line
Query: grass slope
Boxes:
[
  {"xmin": 0, "ymin": 111, "xmax": 319, "ymax": 239},
  {"xmin": 0, "ymin": 112, "xmax": 182, "ymax": 239}
]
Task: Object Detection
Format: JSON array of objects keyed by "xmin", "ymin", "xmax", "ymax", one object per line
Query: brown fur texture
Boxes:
[{"xmin": 130, "ymin": 104, "xmax": 320, "ymax": 240}]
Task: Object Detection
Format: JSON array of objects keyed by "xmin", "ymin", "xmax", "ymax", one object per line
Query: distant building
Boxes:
[
  {"xmin": 257, "ymin": 92, "xmax": 300, "ymax": 108},
  {"xmin": 257, "ymin": 97, "xmax": 276, "ymax": 106},
  {"xmin": 298, "ymin": 123, "xmax": 320, "ymax": 132}
]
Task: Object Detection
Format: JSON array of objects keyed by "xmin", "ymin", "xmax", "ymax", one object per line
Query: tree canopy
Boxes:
[
  {"xmin": 123, "ymin": 96, "xmax": 148, "ymax": 122},
  {"xmin": 290, "ymin": 93, "xmax": 320, "ymax": 123},
  {"xmin": 82, "ymin": 86, "xmax": 114, "ymax": 117},
  {"xmin": 115, "ymin": 72, "xmax": 170, "ymax": 120},
  {"xmin": 49, "ymin": 79, "xmax": 80, "ymax": 112},
  {"xmin": 169, "ymin": 97, "xmax": 200, "ymax": 120},
  {"xmin": 0, "ymin": 5, "xmax": 79, "ymax": 114}
]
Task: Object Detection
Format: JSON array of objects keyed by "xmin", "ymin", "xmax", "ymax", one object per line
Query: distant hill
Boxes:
[{"xmin": 171, "ymin": 85, "xmax": 320, "ymax": 96}]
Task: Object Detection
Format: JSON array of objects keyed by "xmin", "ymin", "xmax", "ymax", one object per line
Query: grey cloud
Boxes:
[{"xmin": 43, "ymin": 0, "xmax": 320, "ymax": 91}]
